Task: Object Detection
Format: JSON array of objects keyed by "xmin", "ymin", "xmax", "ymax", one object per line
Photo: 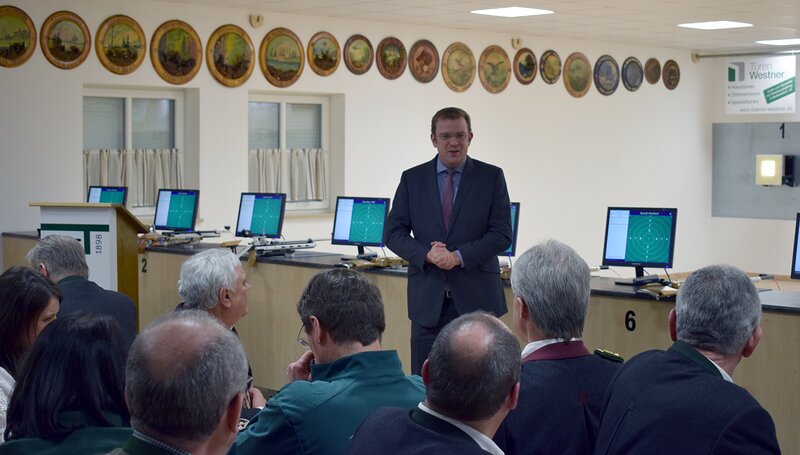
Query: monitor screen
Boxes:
[
  {"xmin": 331, "ymin": 196, "xmax": 390, "ymax": 248},
  {"xmin": 235, "ymin": 192, "xmax": 287, "ymax": 238},
  {"xmin": 153, "ymin": 189, "xmax": 200, "ymax": 232},
  {"xmin": 501, "ymin": 202, "xmax": 521, "ymax": 257},
  {"xmin": 791, "ymin": 213, "xmax": 800, "ymax": 279},
  {"xmin": 87, "ymin": 186, "xmax": 127, "ymax": 205},
  {"xmin": 601, "ymin": 207, "xmax": 678, "ymax": 276}
]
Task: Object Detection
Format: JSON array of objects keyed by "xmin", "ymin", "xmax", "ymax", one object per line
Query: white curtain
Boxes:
[
  {"xmin": 249, "ymin": 148, "xmax": 326, "ymax": 201},
  {"xmin": 83, "ymin": 148, "xmax": 183, "ymax": 207}
]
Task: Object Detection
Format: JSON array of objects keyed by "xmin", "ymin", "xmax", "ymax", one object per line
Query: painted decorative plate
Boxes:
[
  {"xmin": 662, "ymin": 59, "xmax": 680, "ymax": 90},
  {"xmin": 41, "ymin": 10, "xmax": 91, "ymax": 70},
  {"xmin": 376, "ymin": 36, "xmax": 406, "ymax": 80},
  {"xmin": 307, "ymin": 31, "xmax": 339, "ymax": 77},
  {"xmin": 343, "ymin": 34, "xmax": 373, "ymax": 75},
  {"xmin": 621, "ymin": 56, "xmax": 643, "ymax": 92},
  {"xmin": 441, "ymin": 42, "xmax": 475, "ymax": 92},
  {"xmin": 0, "ymin": 5, "xmax": 36, "ymax": 68},
  {"xmin": 206, "ymin": 24, "xmax": 254, "ymax": 87},
  {"xmin": 259, "ymin": 27, "xmax": 304, "ymax": 88},
  {"xmin": 96, "ymin": 15, "xmax": 146, "ymax": 75},
  {"xmin": 408, "ymin": 39, "xmax": 439, "ymax": 83},
  {"xmin": 151, "ymin": 20, "xmax": 203, "ymax": 85},
  {"xmin": 563, "ymin": 52, "xmax": 592, "ymax": 98},
  {"xmin": 540, "ymin": 49, "xmax": 562, "ymax": 84},
  {"xmin": 479, "ymin": 45, "xmax": 510, "ymax": 94},
  {"xmin": 594, "ymin": 54, "xmax": 619, "ymax": 96},
  {"xmin": 513, "ymin": 48, "xmax": 537, "ymax": 85},
  {"xmin": 645, "ymin": 58, "xmax": 661, "ymax": 84}
]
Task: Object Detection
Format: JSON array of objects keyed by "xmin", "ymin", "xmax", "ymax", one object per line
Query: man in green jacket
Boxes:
[{"xmin": 232, "ymin": 268, "xmax": 426, "ymax": 455}]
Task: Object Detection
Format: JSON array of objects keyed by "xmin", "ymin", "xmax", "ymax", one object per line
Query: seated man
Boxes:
[
  {"xmin": 111, "ymin": 310, "xmax": 248, "ymax": 455},
  {"xmin": 177, "ymin": 248, "xmax": 265, "ymax": 414},
  {"xmin": 27, "ymin": 234, "xmax": 136, "ymax": 349},
  {"xmin": 494, "ymin": 240, "xmax": 622, "ymax": 455},
  {"xmin": 351, "ymin": 312, "xmax": 521, "ymax": 455},
  {"xmin": 593, "ymin": 265, "xmax": 780, "ymax": 454},
  {"xmin": 232, "ymin": 268, "xmax": 425, "ymax": 455}
]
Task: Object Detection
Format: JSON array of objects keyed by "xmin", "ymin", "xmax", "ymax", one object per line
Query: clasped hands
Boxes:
[{"xmin": 426, "ymin": 241, "xmax": 461, "ymax": 271}]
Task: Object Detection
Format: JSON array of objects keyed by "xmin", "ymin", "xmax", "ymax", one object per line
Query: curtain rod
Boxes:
[{"xmin": 692, "ymin": 49, "xmax": 800, "ymax": 62}]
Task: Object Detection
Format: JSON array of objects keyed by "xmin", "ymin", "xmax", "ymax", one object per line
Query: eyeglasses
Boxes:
[
  {"xmin": 436, "ymin": 132, "xmax": 469, "ymax": 142},
  {"xmin": 296, "ymin": 323, "xmax": 310, "ymax": 349}
]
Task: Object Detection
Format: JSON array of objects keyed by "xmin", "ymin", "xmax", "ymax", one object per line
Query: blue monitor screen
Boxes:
[
  {"xmin": 87, "ymin": 186, "xmax": 127, "ymax": 205},
  {"xmin": 235, "ymin": 193, "xmax": 287, "ymax": 238},
  {"xmin": 602, "ymin": 207, "xmax": 678, "ymax": 270},
  {"xmin": 331, "ymin": 197, "xmax": 390, "ymax": 247},
  {"xmin": 501, "ymin": 202, "xmax": 520, "ymax": 257},
  {"xmin": 153, "ymin": 189, "xmax": 199, "ymax": 232},
  {"xmin": 791, "ymin": 213, "xmax": 800, "ymax": 279}
]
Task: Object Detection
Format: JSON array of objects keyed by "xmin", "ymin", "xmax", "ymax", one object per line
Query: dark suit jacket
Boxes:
[
  {"xmin": 385, "ymin": 156, "xmax": 511, "ymax": 326},
  {"xmin": 593, "ymin": 341, "xmax": 780, "ymax": 455},
  {"xmin": 57, "ymin": 276, "xmax": 137, "ymax": 350},
  {"xmin": 350, "ymin": 407, "xmax": 491, "ymax": 454},
  {"xmin": 494, "ymin": 341, "xmax": 622, "ymax": 455}
]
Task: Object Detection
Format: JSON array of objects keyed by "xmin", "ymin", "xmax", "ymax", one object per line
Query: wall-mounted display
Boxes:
[
  {"xmin": 343, "ymin": 34, "xmax": 373, "ymax": 75},
  {"xmin": 621, "ymin": 56, "xmax": 643, "ymax": 92},
  {"xmin": 41, "ymin": 11, "xmax": 90, "ymax": 70},
  {"xmin": 563, "ymin": 52, "xmax": 591, "ymax": 98},
  {"xmin": 442, "ymin": 42, "xmax": 475, "ymax": 92},
  {"xmin": 513, "ymin": 48, "xmax": 537, "ymax": 85},
  {"xmin": 479, "ymin": 45, "xmax": 510, "ymax": 94},
  {"xmin": 307, "ymin": 31, "xmax": 339, "ymax": 77},
  {"xmin": 594, "ymin": 54, "xmax": 619, "ymax": 96},
  {"xmin": 0, "ymin": 5, "xmax": 36, "ymax": 68},
  {"xmin": 408, "ymin": 39, "xmax": 439, "ymax": 83},
  {"xmin": 645, "ymin": 58, "xmax": 660, "ymax": 84},
  {"xmin": 540, "ymin": 50, "xmax": 561, "ymax": 84},
  {"xmin": 662, "ymin": 59, "xmax": 680, "ymax": 90},
  {"xmin": 96, "ymin": 15, "xmax": 145, "ymax": 75},
  {"xmin": 151, "ymin": 20, "xmax": 202, "ymax": 85},
  {"xmin": 206, "ymin": 24, "xmax": 254, "ymax": 87},
  {"xmin": 376, "ymin": 36, "xmax": 406, "ymax": 80},
  {"xmin": 260, "ymin": 27, "xmax": 304, "ymax": 88}
]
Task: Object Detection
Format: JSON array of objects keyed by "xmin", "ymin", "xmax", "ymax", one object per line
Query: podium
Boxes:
[{"xmin": 30, "ymin": 203, "xmax": 148, "ymax": 308}]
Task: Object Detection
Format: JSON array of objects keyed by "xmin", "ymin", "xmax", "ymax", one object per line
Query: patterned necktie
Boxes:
[{"xmin": 442, "ymin": 169, "xmax": 454, "ymax": 230}]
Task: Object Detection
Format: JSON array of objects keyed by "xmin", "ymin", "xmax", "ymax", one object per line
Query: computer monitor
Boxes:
[
  {"xmin": 791, "ymin": 213, "xmax": 800, "ymax": 279},
  {"xmin": 153, "ymin": 189, "xmax": 200, "ymax": 232},
  {"xmin": 601, "ymin": 207, "xmax": 678, "ymax": 283},
  {"xmin": 235, "ymin": 192, "xmax": 287, "ymax": 238},
  {"xmin": 331, "ymin": 196, "xmax": 390, "ymax": 257},
  {"xmin": 87, "ymin": 186, "xmax": 127, "ymax": 205},
  {"xmin": 501, "ymin": 202, "xmax": 521, "ymax": 257}
]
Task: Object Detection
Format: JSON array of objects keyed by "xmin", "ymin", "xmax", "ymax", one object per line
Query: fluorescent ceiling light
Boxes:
[
  {"xmin": 471, "ymin": 7, "xmax": 553, "ymax": 18},
  {"xmin": 756, "ymin": 39, "xmax": 800, "ymax": 46},
  {"xmin": 677, "ymin": 21, "xmax": 752, "ymax": 30}
]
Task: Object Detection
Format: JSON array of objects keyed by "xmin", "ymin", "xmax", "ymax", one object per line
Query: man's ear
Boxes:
[
  {"xmin": 420, "ymin": 359, "xmax": 431, "ymax": 386},
  {"xmin": 742, "ymin": 326, "xmax": 763, "ymax": 358},
  {"xmin": 218, "ymin": 287, "xmax": 232, "ymax": 308},
  {"xmin": 310, "ymin": 316, "xmax": 327, "ymax": 346},
  {"xmin": 430, "ymin": 133, "xmax": 437, "ymax": 148},
  {"xmin": 226, "ymin": 392, "xmax": 245, "ymax": 433},
  {"xmin": 668, "ymin": 309, "xmax": 677, "ymax": 342},
  {"xmin": 514, "ymin": 297, "xmax": 528, "ymax": 321},
  {"xmin": 506, "ymin": 382, "xmax": 520, "ymax": 411},
  {"xmin": 37, "ymin": 263, "xmax": 48, "ymax": 277}
]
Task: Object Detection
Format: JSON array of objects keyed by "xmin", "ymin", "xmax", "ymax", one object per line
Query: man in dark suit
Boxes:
[
  {"xmin": 593, "ymin": 265, "xmax": 781, "ymax": 455},
  {"xmin": 386, "ymin": 106, "xmax": 512, "ymax": 374},
  {"xmin": 494, "ymin": 240, "xmax": 622, "ymax": 455},
  {"xmin": 27, "ymin": 234, "xmax": 136, "ymax": 349},
  {"xmin": 350, "ymin": 311, "xmax": 521, "ymax": 454}
]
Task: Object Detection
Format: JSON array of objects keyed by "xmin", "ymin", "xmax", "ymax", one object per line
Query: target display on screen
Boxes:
[
  {"xmin": 331, "ymin": 196, "xmax": 390, "ymax": 248},
  {"xmin": 602, "ymin": 207, "xmax": 677, "ymax": 274},
  {"xmin": 153, "ymin": 189, "xmax": 200, "ymax": 232}
]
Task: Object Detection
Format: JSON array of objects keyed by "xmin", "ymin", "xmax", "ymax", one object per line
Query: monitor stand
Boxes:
[{"xmin": 614, "ymin": 266, "xmax": 659, "ymax": 286}]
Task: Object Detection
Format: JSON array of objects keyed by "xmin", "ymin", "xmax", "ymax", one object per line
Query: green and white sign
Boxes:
[{"xmin": 726, "ymin": 55, "xmax": 796, "ymax": 115}]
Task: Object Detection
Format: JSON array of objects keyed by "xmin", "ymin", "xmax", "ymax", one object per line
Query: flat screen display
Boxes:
[
  {"xmin": 153, "ymin": 189, "xmax": 200, "ymax": 232},
  {"xmin": 791, "ymin": 213, "xmax": 800, "ymax": 279},
  {"xmin": 331, "ymin": 196, "xmax": 390, "ymax": 247},
  {"xmin": 87, "ymin": 186, "xmax": 127, "ymax": 205},
  {"xmin": 235, "ymin": 192, "xmax": 287, "ymax": 238},
  {"xmin": 602, "ymin": 207, "xmax": 678, "ymax": 274},
  {"xmin": 501, "ymin": 202, "xmax": 520, "ymax": 257}
]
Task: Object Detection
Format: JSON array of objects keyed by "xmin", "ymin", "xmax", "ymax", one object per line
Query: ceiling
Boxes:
[{"xmin": 158, "ymin": 0, "xmax": 800, "ymax": 54}]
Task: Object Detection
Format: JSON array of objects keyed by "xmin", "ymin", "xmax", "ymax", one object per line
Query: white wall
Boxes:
[{"xmin": 2, "ymin": 0, "xmax": 722, "ymax": 274}]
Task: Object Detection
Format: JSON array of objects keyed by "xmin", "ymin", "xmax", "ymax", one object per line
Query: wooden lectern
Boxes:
[{"xmin": 30, "ymin": 203, "xmax": 147, "ymax": 308}]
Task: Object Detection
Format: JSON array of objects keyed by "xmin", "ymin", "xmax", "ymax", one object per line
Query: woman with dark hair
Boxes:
[
  {"xmin": 0, "ymin": 266, "xmax": 61, "ymax": 441},
  {"xmin": 1, "ymin": 312, "xmax": 132, "ymax": 452}
]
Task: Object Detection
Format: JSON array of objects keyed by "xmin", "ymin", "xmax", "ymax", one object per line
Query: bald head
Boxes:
[
  {"xmin": 426, "ymin": 312, "xmax": 521, "ymax": 421},
  {"xmin": 126, "ymin": 311, "xmax": 248, "ymax": 442}
]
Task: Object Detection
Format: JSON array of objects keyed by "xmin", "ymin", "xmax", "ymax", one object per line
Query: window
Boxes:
[
  {"xmin": 248, "ymin": 94, "xmax": 330, "ymax": 211},
  {"xmin": 83, "ymin": 88, "xmax": 184, "ymax": 212}
]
